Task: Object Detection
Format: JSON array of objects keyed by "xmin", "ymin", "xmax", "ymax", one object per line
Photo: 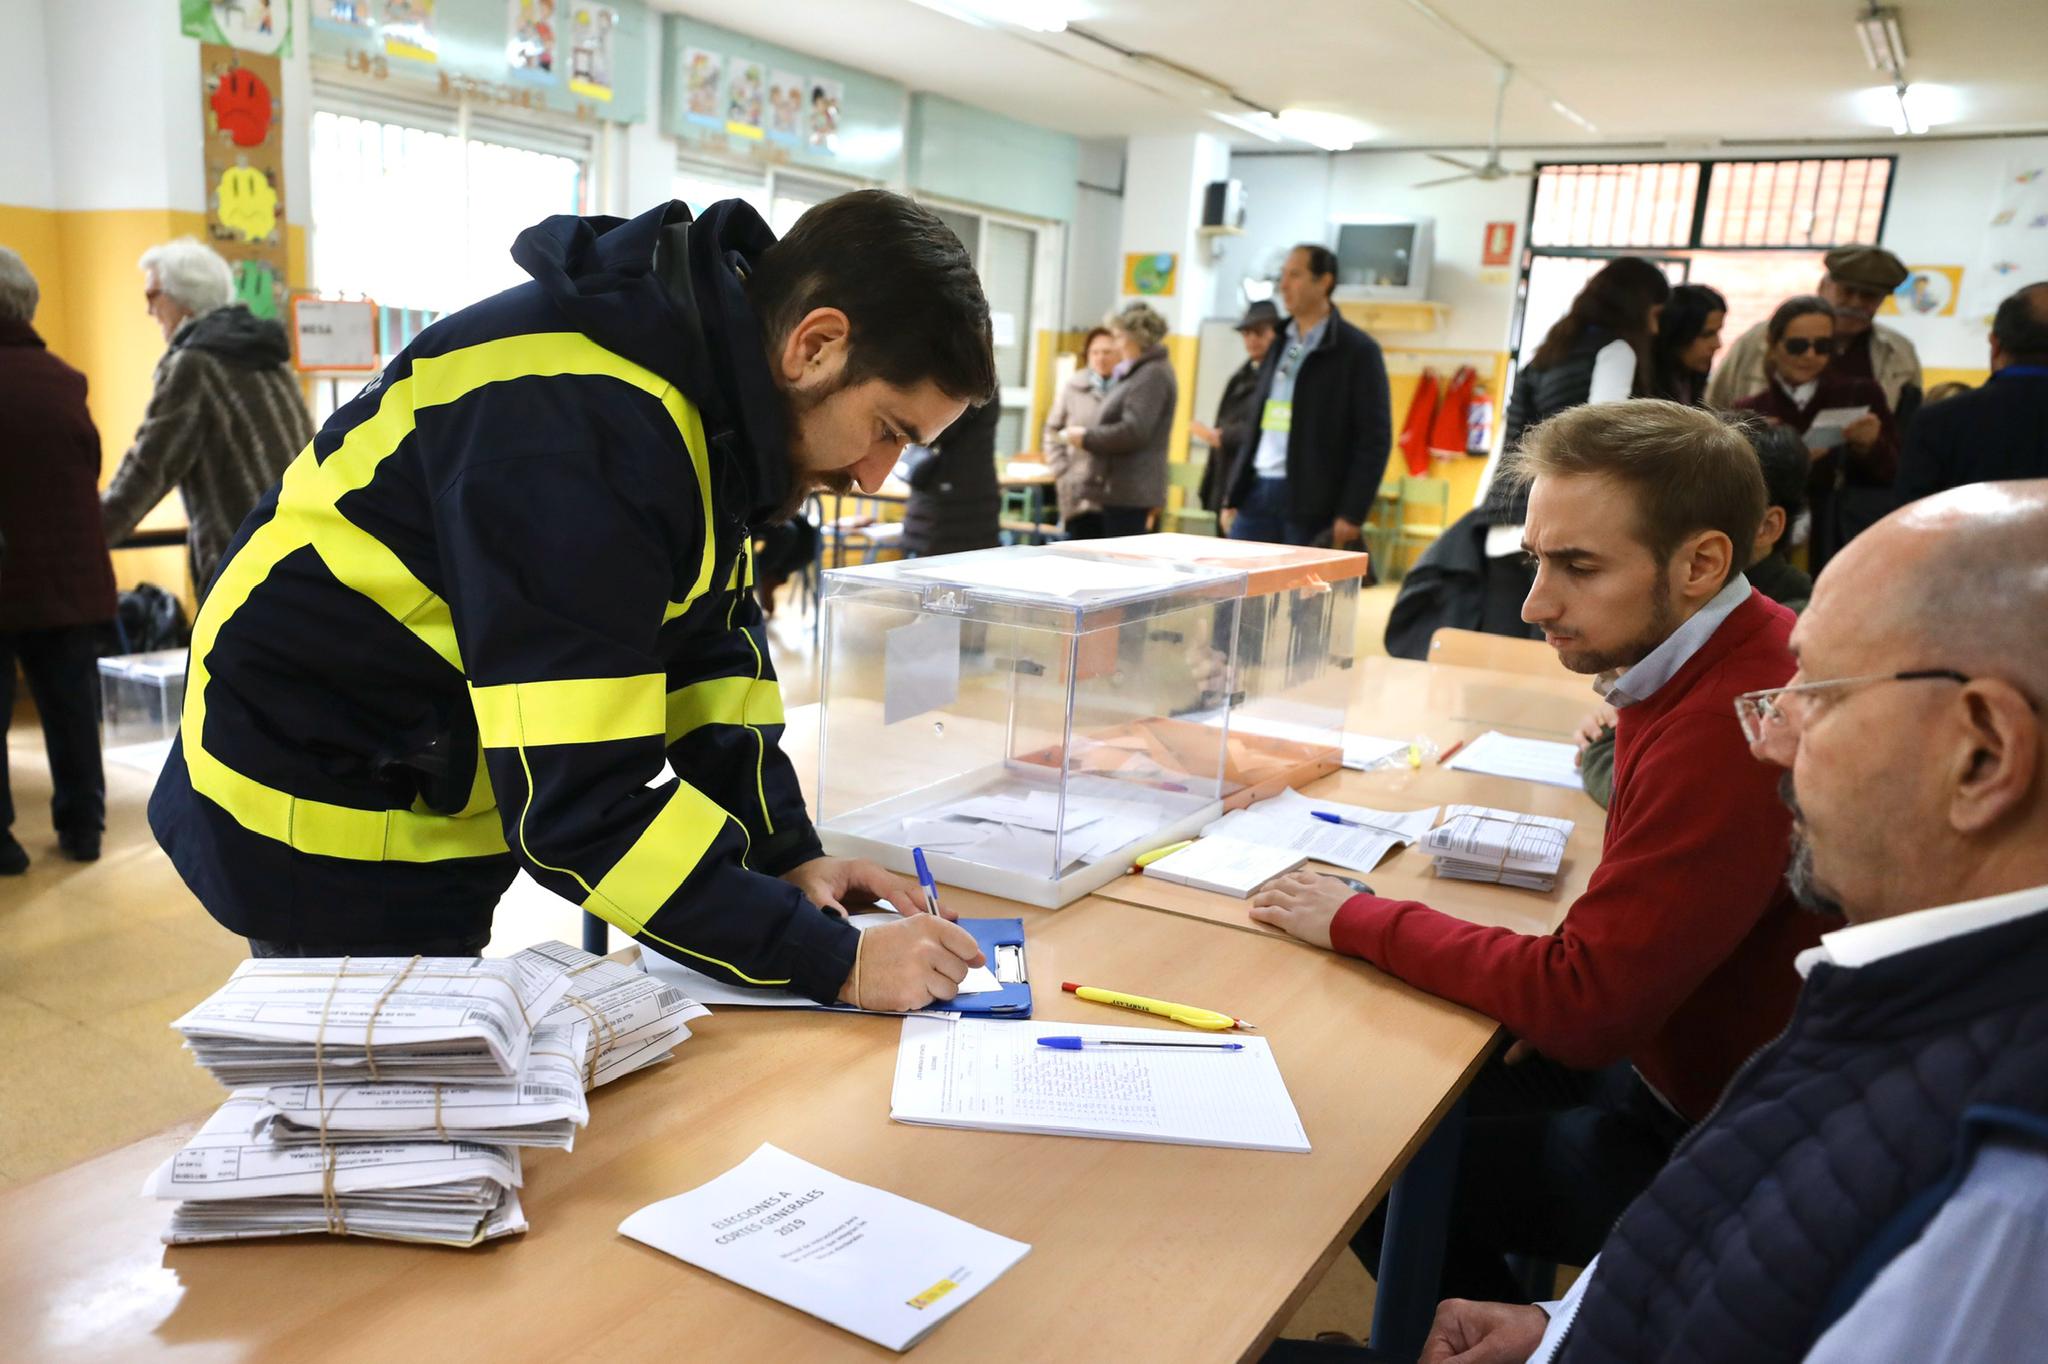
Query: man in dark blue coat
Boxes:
[
  {"xmin": 1896, "ymin": 281, "xmax": 2048, "ymax": 502},
  {"xmin": 149, "ymin": 193, "xmax": 995, "ymax": 1011}
]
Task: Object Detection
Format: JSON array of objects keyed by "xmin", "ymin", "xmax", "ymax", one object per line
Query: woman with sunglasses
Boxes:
[{"xmin": 1735, "ymin": 294, "xmax": 1897, "ymax": 570}]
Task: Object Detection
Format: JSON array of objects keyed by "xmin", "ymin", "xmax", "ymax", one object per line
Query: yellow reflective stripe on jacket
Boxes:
[
  {"xmin": 576, "ymin": 781, "xmax": 788, "ymax": 985},
  {"xmin": 472, "ymin": 675, "xmax": 666, "ymax": 749},
  {"xmin": 664, "ymin": 675, "xmax": 785, "ymax": 744},
  {"xmin": 182, "ymin": 331, "xmax": 715, "ymax": 864}
]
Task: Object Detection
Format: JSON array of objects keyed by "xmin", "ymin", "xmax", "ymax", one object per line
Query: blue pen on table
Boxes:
[
  {"xmin": 1311, "ymin": 810, "xmax": 1414, "ymax": 840},
  {"xmin": 1036, "ymin": 1036, "xmax": 1243, "ymax": 1052},
  {"xmin": 911, "ymin": 846, "xmax": 943, "ymax": 917}
]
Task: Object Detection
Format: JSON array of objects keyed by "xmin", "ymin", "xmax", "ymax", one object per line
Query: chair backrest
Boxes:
[
  {"xmin": 1399, "ymin": 476, "xmax": 1451, "ymax": 525},
  {"xmin": 1427, "ymin": 627, "xmax": 1573, "ymax": 678},
  {"xmin": 1166, "ymin": 461, "xmax": 1205, "ymax": 494}
]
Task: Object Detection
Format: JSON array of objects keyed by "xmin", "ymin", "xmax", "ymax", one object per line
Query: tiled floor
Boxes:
[{"xmin": 0, "ymin": 581, "xmax": 1401, "ymax": 1340}]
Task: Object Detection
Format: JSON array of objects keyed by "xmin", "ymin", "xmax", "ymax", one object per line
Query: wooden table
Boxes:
[{"xmin": 0, "ymin": 896, "xmax": 1500, "ymax": 1364}]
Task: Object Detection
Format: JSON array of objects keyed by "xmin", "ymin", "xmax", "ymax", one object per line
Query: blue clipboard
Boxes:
[{"xmin": 938, "ymin": 918, "xmax": 1031, "ymax": 1017}]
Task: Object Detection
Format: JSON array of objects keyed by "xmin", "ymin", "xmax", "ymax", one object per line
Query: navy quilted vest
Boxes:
[{"xmin": 1555, "ymin": 905, "xmax": 2048, "ymax": 1364}]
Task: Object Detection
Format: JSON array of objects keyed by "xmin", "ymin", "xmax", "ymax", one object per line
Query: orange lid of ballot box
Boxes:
[{"xmin": 1052, "ymin": 533, "xmax": 1371, "ymax": 597}]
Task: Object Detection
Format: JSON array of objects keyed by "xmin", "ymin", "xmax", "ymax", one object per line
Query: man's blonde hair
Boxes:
[{"xmin": 1508, "ymin": 400, "xmax": 1766, "ymax": 585}]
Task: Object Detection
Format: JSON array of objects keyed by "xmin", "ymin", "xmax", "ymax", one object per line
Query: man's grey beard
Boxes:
[{"xmin": 1780, "ymin": 771, "xmax": 1846, "ymax": 918}]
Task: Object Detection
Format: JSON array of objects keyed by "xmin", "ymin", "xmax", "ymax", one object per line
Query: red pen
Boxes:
[{"xmin": 1437, "ymin": 737, "xmax": 1469, "ymax": 765}]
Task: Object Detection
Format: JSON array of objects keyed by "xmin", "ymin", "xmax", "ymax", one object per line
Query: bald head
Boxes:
[
  {"xmin": 1817, "ymin": 480, "xmax": 2048, "ymax": 698},
  {"xmin": 1992, "ymin": 282, "xmax": 2048, "ymax": 367}
]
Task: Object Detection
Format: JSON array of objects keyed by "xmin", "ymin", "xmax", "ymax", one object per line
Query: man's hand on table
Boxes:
[
  {"xmin": 1248, "ymin": 871, "xmax": 1360, "ymax": 949},
  {"xmin": 1572, "ymin": 702, "xmax": 1618, "ymax": 765},
  {"xmin": 838, "ymin": 915, "xmax": 986, "ymax": 1011},
  {"xmin": 1418, "ymin": 1298, "xmax": 1551, "ymax": 1364}
]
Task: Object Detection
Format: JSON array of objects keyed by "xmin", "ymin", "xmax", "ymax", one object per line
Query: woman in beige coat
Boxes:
[{"xmin": 1053, "ymin": 302, "xmax": 1176, "ymax": 538}]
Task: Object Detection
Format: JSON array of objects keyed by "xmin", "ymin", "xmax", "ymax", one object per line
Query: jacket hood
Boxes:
[
  {"xmin": 511, "ymin": 200, "xmax": 792, "ymax": 525},
  {"xmin": 174, "ymin": 305, "xmax": 291, "ymax": 369}
]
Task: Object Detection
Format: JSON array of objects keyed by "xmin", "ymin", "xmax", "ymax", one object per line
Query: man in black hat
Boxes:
[
  {"xmin": 1190, "ymin": 298, "xmax": 1280, "ymax": 512},
  {"xmin": 1708, "ymin": 243, "xmax": 1924, "ymax": 412}
]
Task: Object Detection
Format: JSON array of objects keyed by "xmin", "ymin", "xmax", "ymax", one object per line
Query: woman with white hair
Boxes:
[
  {"xmin": 1054, "ymin": 299, "xmax": 1176, "ymax": 538},
  {"xmin": 101, "ymin": 237, "xmax": 311, "ymax": 598}
]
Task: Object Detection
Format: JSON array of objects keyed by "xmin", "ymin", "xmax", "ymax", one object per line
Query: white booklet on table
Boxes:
[
  {"xmin": 891, "ymin": 1016, "xmax": 1311, "ymax": 1153},
  {"xmin": 1443, "ymin": 729, "xmax": 1587, "ymax": 790},
  {"xmin": 618, "ymin": 1142, "xmax": 1029, "ymax": 1352}
]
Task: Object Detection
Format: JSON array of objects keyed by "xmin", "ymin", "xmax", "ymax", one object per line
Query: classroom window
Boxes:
[
  {"xmin": 1529, "ymin": 162, "xmax": 1700, "ymax": 249},
  {"xmin": 1696, "ymin": 158, "xmax": 1892, "ymax": 248},
  {"xmin": 309, "ymin": 106, "xmax": 587, "ymax": 319}
]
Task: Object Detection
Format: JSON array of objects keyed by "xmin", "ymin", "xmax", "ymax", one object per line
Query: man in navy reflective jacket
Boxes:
[{"xmin": 150, "ymin": 192, "xmax": 995, "ymax": 1012}]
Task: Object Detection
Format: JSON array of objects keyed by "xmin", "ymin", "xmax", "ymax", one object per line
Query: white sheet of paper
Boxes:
[
  {"xmin": 1142, "ymin": 835, "xmax": 1306, "ymax": 897},
  {"xmin": 1198, "ymin": 788, "xmax": 1437, "ymax": 877},
  {"xmin": 1806, "ymin": 404, "xmax": 1871, "ymax": 431},
  {"xmin": 883, "ymin": 613, "xmax": 962, "ymax": 726},
  {"xmin": 618, "ymin": 1143, "xmax": 1030, "ymax": 1352},
  {"xmin": 1443, "ymin": 730, "xmax": 1586, "ymax": 790},
  {"xmin": 891, "ymin": 1016, "xmax": 1311, "ymax": 1152}
]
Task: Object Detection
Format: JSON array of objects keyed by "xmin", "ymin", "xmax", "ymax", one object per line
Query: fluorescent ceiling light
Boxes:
[
  {"xmin": 904, "ymin": 0, "xmax": 1070, "ymax": 32},
  {"xmin": 1273, "ymin": 109, "xmax": 1374, "ymax": 152},
  {"xmin": 1856, "ymin": 81, "xmax": 1955, "ymax": 136},
  {"xmin": 1548, "ymin": 98, "xmax": 1597, "ymax": 134},
  {"xmin": 1855, "ymin": 7, "xmax": 1907, "ymax": 72},
  {"xmin": 1209, "ymin": 110, "xmax": 1287, "ymax": 144}
]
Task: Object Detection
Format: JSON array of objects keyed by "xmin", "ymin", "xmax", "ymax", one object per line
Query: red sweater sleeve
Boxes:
[{"xmin": 1330, "ymin": 710, "xmax": 1792, "ymax": 1069}]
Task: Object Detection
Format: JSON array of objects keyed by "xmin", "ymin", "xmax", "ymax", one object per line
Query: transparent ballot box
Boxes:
[
  {"xmin": 98, "ymin": 649, "xmax": 189, "ymax": 748},
  {"xmin": 815, "ymin": 545, "xmax": 1245, "ymax": 907},
  {"xmin": 1052, "ymin": 534, "xmax": 1370, "ymax": 803}
]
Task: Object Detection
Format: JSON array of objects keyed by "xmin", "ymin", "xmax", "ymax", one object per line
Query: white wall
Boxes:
[
  {"xmin": 1064, "ymin": 137, "xmax": 1123, "ymax": 328},
  {"xmin": 0, "ymin": 0, "xmax": 55, "ymax": 209},
  {"xmin": 1220, "ymin": 135, "xmax": 2048, "ymax": 371},
  {"xmin": 1119, "ymin": 132, "xmax": 1230, "ymax": 335}
]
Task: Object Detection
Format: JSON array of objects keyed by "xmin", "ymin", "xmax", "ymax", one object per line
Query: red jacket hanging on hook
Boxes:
[
  {"xmin": 1428, "ymin": 365, "xmax": 1477, "ymax": 460},
  {"xmin": 1398, "ymin": 367, "xmax": 1440, "ymax": 476}
]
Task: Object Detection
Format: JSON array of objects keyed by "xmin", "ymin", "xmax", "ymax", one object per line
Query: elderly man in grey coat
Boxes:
[
  {"xmin": 1054, "ymin": 299, "xmax": 1176, "ymax": 539},
  {"xmin": 101, "ymin": 238, "xmax": 311, "ymax": 600}
]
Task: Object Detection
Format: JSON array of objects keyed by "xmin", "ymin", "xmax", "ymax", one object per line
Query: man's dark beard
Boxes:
[
  {"xmin": 1779, "ymin": 771, "xmax": 1846, "ymax": 918},
  {"xmin": 1556, "ymin": 580, "xmax": 1681, "ymax": 675},
  {"xmin": 769, "ymin": 372, "xmax": 855, "ymax": 523}
]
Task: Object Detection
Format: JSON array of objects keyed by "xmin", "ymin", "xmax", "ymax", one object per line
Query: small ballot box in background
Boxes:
[
  {"xmin": 1052, "ymin": 535, "xmax": 1371, "ymax": 805},
  {"xmin": 99, "ymin": 650, "xmax": 189, "ymax": 749},
  {"xmin": 815, "ymin": 544, "xmax": 1245, "ymax": 907}
]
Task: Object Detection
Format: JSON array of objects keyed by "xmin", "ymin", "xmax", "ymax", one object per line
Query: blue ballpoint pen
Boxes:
[
  {"xmin": 911, "ymin": 846, "xmax": 943, "ymax": 917},
  {"xmin": 1036, "ymin": 1036, "xmax": 1243, "ymax": 1052}
]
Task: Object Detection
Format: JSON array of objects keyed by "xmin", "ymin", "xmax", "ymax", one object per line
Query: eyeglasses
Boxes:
[
  {"xmin": 1779, "ymin": 337, "xmax": 1836, "ymax": 358},
  {"xmin": 1733, "ymin": 669, "xmax": 1969, "ymax": 744}
]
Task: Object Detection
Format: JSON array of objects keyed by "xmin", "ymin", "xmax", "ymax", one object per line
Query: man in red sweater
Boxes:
[{"xmin": 1252, "ymin": 400, "xmax": 1820, "ymax": 1303}]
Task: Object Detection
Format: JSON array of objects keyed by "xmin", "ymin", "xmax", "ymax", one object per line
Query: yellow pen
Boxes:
[
  {"xmin": 1131, "ymin": 839, "xmax": 1194, "ymax": 870},
  {"xmin": 1406, "ymin": 740, "xmax": 1423, "ymax": 769},
  {"xmin": 1061, "ymin": 982, "xmax": 1257, "ymax": 1032}
]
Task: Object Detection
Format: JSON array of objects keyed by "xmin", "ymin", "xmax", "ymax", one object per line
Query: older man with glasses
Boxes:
[{"xmin": 1381, "ymin": 479, "xmax": 2048, "ymax": 1364}]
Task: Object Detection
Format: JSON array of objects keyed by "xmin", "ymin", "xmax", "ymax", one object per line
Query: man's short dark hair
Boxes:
[
  {"xmin": 1293, "ymin": 242, "xmax": 1339, "ymax": 298},
  {"xmin": 749, "ymin": 190, "xmax": 998, "ymax": 404},
  {"xmin": 1724, "ymin": 410, "xmax": 1808, "ymax": 550},
  {"xmin": 1993, "ymin": 282, "xmax": 2048, "ymax": 363},
  {"xmin": 1509, "ymin": 400, "xmax": 1766, "ymax": 588}
]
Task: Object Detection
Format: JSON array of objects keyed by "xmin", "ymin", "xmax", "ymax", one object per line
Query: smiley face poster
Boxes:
[{"xmin": 200, "ymin": 43, "xmax": 289, "ymax": 320}]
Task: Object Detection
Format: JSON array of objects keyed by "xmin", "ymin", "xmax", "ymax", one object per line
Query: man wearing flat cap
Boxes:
[
  {"xmin": 1708, "ymin": 244, "xmax": 1924, "ymax": 412},
  {"xmin": 1192, "ymin": 299, "xmax": 1281, "ymax": 512}
]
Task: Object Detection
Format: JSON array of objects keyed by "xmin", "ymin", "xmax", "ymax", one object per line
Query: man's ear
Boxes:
[
  {"xmin": 1677, "ymin": 529, "xmax": 1735, "ymax": 604},
  {"xmin": 1755, "ymin": 506, "xmax": 1787, "ymax": 561},
  {"xmin": 1950, "ymin": 681, "xmax": 2040, "ymax": 837},
  {"xmin": 778, "ymin": 307, "xmax": 850, "ymax": 384}
]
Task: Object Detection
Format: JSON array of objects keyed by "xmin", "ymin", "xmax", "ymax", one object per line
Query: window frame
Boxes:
[{"xmin": 1525, "ymin": 155, "xmax": 1897, "ymax": 255}]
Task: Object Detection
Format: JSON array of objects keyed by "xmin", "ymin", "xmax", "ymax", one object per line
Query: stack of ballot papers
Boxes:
[
  {"xmin": 151, "ymin": 943, "xmax": 707, "ymax": 1246},
  {"xmin": 1200, "ymin": 787, "xmax": 1438, "ymax": 877},
  {"xmin": 1422, "ymin": 804, "xmax": 1575, "ymax": 892},
  {"xmin": 893, "ymin": 784, "xmax": 1169, "ymax": 876},
  {"xmin": 620, "ymin": 1143, "xmax": 1030, "ymax": 1352}
]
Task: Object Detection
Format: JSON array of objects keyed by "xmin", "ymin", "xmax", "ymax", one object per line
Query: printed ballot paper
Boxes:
[{"xmin": 619, "ymin": 1143, "xmax": 1029, "ymax": 1351}]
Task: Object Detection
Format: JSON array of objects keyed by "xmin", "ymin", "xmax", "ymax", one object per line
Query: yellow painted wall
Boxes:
[{"xmin": 0, "ymin": 203, "xmax": 308, "ymax": 609}]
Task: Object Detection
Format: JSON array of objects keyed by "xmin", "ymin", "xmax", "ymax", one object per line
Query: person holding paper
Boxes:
[
  {"xmin": 146, "ymin": 192, "xmax": 987, "ymax": 1012},
  {"xmin": 1251, "ymin": 401, "xmax": 1818, "ymax": 1305},
  {"xmin": 1735, "ymin": 295, "xmax": 1898, "ymax": 570},
  {"xmin": 1334, "ymin": 481, "xmax": 2048, "ymax": 1364}
]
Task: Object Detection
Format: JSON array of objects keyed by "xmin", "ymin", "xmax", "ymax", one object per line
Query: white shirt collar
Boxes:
[
  {"xmin": 1598, "ymin": 573, "xmax": 1751, "ymax": 708},
  {"xmin": 1795, "ymin": 882, "xmax": 2048, "ymax": 977},
  {"xmin": 1776, "ymin": 374, "xmax": 1820, "ymax": 406}
]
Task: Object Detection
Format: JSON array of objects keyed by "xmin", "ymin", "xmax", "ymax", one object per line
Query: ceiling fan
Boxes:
[{"xmin": 1413, "ymin": 63, "xmax": 1534, "ymax": 189}]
